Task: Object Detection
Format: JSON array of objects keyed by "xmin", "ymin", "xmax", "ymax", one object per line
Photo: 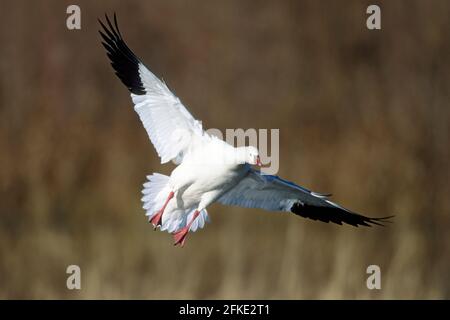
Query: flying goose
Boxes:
[{"xmin": 99, "ymin": 14, "xmax": 392, "ymax": 246}]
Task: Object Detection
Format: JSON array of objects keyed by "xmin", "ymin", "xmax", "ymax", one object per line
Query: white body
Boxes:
[{"xmin": 143, "ymin": 135, "xmax": 251, "ymax": 233}]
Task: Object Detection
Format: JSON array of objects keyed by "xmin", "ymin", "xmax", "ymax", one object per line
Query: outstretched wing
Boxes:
[
  {"xmin": 218, "ymin": 170, "xmax": 393, "ymax": 227},
  {"xmin": 99, "ymin": 14, "xmax": 206, "ymax": 164}
]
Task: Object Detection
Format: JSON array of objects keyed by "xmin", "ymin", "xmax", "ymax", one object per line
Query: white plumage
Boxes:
[{"xmin": 141, "ymin": 173, "xmax": 209, "ymax": 233}]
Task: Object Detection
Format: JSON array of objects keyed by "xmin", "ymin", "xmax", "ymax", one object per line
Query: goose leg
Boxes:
[
  {"xmin": 150, "ymin": 191, "xmax": 174, "ymax": 229},
  {"xmin": 173, "ymin": 210, "xmax": 200, "ymax": 247}
]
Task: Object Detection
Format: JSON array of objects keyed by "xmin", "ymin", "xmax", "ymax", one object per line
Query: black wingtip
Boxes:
[
  {"xmin": 98, "ymin": 13, "xmax": 146, "ymax": 95},
  {"xmin": 365, "ymin": 215, "xmax": 395, "ymax": 227},
  {"xmin": 291, "ymin": 201, "xmax": 394, "ymax": 228}
]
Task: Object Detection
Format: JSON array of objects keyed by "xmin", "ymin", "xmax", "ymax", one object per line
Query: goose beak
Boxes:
[{"xmin": 256, "ymin": 156, "xmax": 262, "ymax": 167}]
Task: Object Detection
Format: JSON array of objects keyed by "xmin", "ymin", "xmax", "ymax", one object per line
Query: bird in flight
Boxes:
[{"xmin": 99, "ymin": 14, "xmax": 392, "ymax": 247}]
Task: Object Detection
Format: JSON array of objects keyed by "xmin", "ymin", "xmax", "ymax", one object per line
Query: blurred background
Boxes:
[{"xmin": 0, "ymin": 0, "xmax": 449, "ymax": 299}]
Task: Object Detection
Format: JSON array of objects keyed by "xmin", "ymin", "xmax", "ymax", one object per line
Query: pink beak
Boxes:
[{"xmin": 256, "ymin": 156, "xmax": 262, "ymax": 167}]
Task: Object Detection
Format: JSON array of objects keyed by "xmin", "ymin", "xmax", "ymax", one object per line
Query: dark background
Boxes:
[{"xmin": 0, "ymin": 0, "xmax": 449, "ymax": 298}]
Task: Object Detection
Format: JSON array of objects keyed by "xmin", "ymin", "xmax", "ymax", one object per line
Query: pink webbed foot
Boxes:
[
  {"xmin": 172, "ymin": 210, "xmax": 201, "ymax": 247},
  {"xmin": 173, "ymin": 227, "xmax": 189, "ymax": 247},
  {"xmin": 149, "ymin": 191, "xmax": 174, "ymax": 230},
  {"xmin": 149, "ymin": 210, "xmax": 163, "ymax": 229}
]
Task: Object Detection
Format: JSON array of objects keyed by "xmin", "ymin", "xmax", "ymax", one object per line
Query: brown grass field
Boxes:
[{"xmin": 0, "ymin": 0, "xmax": 449, "ymax": 299}]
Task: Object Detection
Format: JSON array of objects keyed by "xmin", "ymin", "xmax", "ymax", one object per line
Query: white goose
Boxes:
[{"xmin": 99, "ymin": 14, "xmax": 391, "ymax": 246}]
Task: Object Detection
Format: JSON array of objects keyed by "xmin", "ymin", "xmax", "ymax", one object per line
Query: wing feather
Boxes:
[
  {"xmin": 217, "ymin": 170, "xmax": 393, "ymax": 227},
  {"xmin": 99, "ymin": 13, "xmax": 206, "ymax": 164}
]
